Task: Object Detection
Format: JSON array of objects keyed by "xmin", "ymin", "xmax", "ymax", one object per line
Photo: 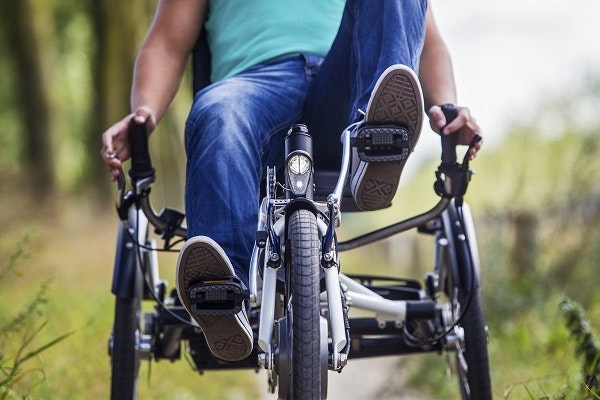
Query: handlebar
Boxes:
[
  {"xmin": 434, "ymin": 104, "xmax": 481, "ymax": 203},
  {"xmin": 440, "ymin": 104, "xmax": 459, "ymax": 166},
  {"xmin": 128, "ymin": 118, "xmax": 155, "ymax": 183},
  {"xmin": 117, "ymin": 105, "xmax": 479, "ymax": 245},
  {"xmin": 116, "ymin": 118, "xmax": 188, "ymax": 244},
  {"xmin": 439, "ymin": 103, "xmax": 482, "ymax": 167}
]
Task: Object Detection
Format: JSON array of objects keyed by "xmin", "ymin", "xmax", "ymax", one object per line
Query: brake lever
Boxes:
[
  {"xmin": 116, "ymin": 166, "xmax": 126, "ymax": 195},
  {"xmin": 461, "ymin": 134, "xmax": 483, "ymax": 172},
  {"xmin": 115, "ymin": 166, "xmax": 134, "ymax": 221}
]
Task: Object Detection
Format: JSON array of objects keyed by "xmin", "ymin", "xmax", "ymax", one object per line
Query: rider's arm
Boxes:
[
  {"xmin": 419, "ymin": 5, "xmax": 456, "ymax": 113},
  {"xmin": 419, "ymin": 4, "xmax": 482, "ymax": 157},
  {"xmin": 132, "ymin": 0, "xmax": 208, "ymax": 127},
  {"xmin": 101, "ymin": 0, "xmax": 207, "ymax": 180}
]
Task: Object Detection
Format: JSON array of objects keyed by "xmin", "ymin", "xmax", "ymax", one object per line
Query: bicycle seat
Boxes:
[{"xmin": 313, "ymin": 169, "xmax": 365, "ymax": 212}]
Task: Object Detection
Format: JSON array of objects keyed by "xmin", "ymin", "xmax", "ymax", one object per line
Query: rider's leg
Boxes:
[
  {"xmin": 183, "ymin": 56, "xmax": 317, "ymax": 288},
  {"xmin": 303, "ymin": 0, "xmax": 427, "ymax": 209},
  {"xmin": 180, "ymin": 56, "xmax": 319, "ymax": 360}
]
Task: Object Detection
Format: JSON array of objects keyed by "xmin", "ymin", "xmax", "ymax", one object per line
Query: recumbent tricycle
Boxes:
[{"xmin": 107, "ymin": 102, "xmax": 492, "ymax": 399}]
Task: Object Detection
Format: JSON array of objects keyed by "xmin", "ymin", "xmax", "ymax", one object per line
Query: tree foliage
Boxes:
[
  {"xmin": 0, "ymin": 0, "xmax": 187, "ymax": 200},
  {"xmin": 1, "ymin": 0, "xmax": 57, "ymax": 195}
]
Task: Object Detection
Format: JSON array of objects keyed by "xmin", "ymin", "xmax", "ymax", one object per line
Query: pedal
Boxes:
[
  {"xmin": 187, "ymin": 276, "xmax": 249, "ymax": 316},
  {"xmin": 354, "ymin": 125, "xmax": 411, "ymax": 162}
]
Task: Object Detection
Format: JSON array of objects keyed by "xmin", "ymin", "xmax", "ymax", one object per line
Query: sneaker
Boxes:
[
  {"xmin": 351, "ymin": 64, "xmax": 424, "ymax": 211},
  {"xmin": 176, "ymin": 236, "xmax": 253, "ymax": 361}
]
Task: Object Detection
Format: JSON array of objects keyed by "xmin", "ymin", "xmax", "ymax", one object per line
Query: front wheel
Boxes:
[{"xmin": 288, "ymin": 209, "xmax": 323, "ymax": 400}]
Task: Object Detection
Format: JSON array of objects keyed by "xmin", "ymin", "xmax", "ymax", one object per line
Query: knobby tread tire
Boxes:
[{"xmin": 289, "ymin": 209, "xmax": 321, "ymax": 400}]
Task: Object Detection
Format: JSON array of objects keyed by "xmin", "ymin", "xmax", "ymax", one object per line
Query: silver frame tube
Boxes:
[
  {"xmin": 258, "ymin": 266, "xmax": 279, "ymax": 354},
  {"xmin": 339, "ymin": 274, "xmax": 408, "ymax": 323},
  {"xmin": 332, "ymin": 130, "xmax": 352, "ymax": 202},
  {"xmin": 324, "ymin": 267, "xmax": 347, "ymax": 355}
]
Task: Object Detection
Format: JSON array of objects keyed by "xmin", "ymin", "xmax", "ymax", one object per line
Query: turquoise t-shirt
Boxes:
[{"xmin": 205, "ymin": 0, "xmax": 345, "ymax": 82}]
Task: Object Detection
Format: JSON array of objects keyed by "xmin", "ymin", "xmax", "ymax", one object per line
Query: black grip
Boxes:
[
  {"xmin": 127, "ymin": 118, "xmax": 155, "ymax": 182},
  {"xmin": 440, "ymin": 104, "xmax": 459, "ymax": 166}
]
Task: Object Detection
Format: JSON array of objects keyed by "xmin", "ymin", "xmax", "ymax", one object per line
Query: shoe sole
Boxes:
[
  {"xmin": 176, "ymin": 236, "xmax": 253, "ymax": 361},
  {"xmin": 351, "ymin": 65, "xmax": 423, "ymax": 211}
]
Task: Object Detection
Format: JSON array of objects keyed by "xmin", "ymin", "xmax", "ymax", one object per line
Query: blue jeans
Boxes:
[{"xmin": 184, "ymin": 0, "xmax": 427, "ymax": 284}]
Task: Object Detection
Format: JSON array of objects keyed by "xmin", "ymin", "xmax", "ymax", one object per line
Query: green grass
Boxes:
[
  {"xmin": 0, "ymin": 190, "xmax": 262, "ymax": 399},
  {"xmin": 0, "ymin": 235, "xmax": 75, "ymax": 399},
  {"xmin": 3, "ymin": 126, "xmax": 600, "ymax": 399}
]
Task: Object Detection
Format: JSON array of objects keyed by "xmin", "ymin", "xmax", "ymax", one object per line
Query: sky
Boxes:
[{"xmin": 412, "ymin": 0, "xmax": 600, "ymax": 163}]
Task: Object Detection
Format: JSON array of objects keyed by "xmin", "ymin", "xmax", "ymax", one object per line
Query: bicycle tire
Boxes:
[
  {"xmin": 110, "ymin": 223, "xmax": 144, "ymax": 400},
  {"xmin": 110, "ymin": 295, "xmax": 141, "ymax": 400},
  {"xmin": 288, "ymin": 209, "xmax": 322, "ymax": 399},
  {"xmin": 443, "ymin": 203, "xmax": 492, "ymax": 400},
  {"xmin": 456, "ymin": 288, "xmax": 492, "ymax": 399}
]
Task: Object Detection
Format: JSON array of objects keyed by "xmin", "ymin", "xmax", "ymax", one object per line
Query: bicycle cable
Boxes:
[
  {"xmin": 125, "ymin": 226, "xmax": 183, "ymax": 253},
  {"xmin": 132, "ymin": 214, "xmax": 199, "ymax": 329},
  {"xmin": 403, "ymin": 204, "xmax": 476, "ymax": 347}
]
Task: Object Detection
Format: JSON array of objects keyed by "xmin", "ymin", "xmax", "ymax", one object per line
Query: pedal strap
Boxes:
[
  {"xmin": 354, "ymin": 125, "xmax": 411, "ymax": 162},
  {"xmin": 187, "ymin": 276, "xmax": 249, "ymax": 316}
]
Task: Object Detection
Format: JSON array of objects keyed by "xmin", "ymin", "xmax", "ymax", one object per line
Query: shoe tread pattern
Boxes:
[
  {"xmin": 352, "ymin": 66, "xmax": 423, "ymax": 211},
  {"xmin": 177, "ymin": 238, "xmax": 252, "ymax": 361}
]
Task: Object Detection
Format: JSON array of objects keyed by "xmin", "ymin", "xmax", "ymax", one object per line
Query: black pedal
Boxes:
[
  {"xmin": 354, "ymin": 125, "xmax": 410, "ymax": 162},
  {"xmin": 187, "ymin": 277, "xmax": 249, "ymax": 316}
]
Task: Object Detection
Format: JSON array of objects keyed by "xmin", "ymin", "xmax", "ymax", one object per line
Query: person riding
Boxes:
[{"xmin": 101, "ymin": 0, "xmax": 482, "ymax": 362}]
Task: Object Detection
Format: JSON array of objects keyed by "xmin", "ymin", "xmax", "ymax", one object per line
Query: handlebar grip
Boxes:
[
  {"xmin": 127, "ymin": 117, "xmax": 155, "ymax": 182},
  {"xmin": 440, "ymin": 104, "xmax": 459, "ymax": 166}
]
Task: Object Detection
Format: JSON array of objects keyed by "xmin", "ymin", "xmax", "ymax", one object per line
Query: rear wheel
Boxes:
[
  {"xmin": 110, "ymin": 295, "xmax": 142, "ymax": 400},
  {"xmin": 455, "ymin": 288, "xmax": 491, "ymax": 399},
  {"xmin": 288, "ymin": 209, "xmax": 322, "ymax": 399},
  {"xmin": 110, "ymin": 217, "xmax": 145, "ymax": 400},
  {"xmin": 441, "ymin": 203, "xmax": 492, "ymax": 400}
]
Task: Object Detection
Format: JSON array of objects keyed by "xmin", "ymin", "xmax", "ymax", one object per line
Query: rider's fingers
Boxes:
[
  {"xmin": 442, "ymin": 107, "xmax": 470, "ymax": 135},
  {"xmin": 100, "ymin": 115, "xmax": 132, "ymax": 180},
  {"xmin": 133, "ymin": 106, "xmax": 156, "ymax": 131},
  {"xmin": 101, "ymin": 114, "xmax": 135, "ymax": 158},
  {"xmin": 134, "ymin": 108, "xmax": 149, "ymax": 124},
  {"xmin": 429, "ymin": 105, "xmax": 483, "ymax": 159},
  {"xmin": 100, "ymin": 108, "xmax": 154, "ymax": 181},
  {"xmin": 100, "ymin": 149, "xmax": 122, "ymax": 181},
  {"xmin": 427, "ymin": 105, "xmax": 446, "ymax": 133},
  {"xmin": 466, "ymin": 137, "xmax": 483, "ymax": 160},
  {"xmin": 101, "ymin": 134, "xmax": 117, "ymax": 163}
]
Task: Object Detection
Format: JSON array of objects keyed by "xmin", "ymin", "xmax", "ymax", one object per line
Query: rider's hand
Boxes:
[
  {"xmin": 427, "ymin": 105, "xmax": 483, "ymax": 161},
  {"xmin": 100, "ymin": 107, "xmax": 156, "ymax": 181}
]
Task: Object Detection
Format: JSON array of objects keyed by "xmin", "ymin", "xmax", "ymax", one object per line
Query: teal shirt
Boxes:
[{"xmin": 205, "ymin": 0, "xmax": 345, "ymax": 82}]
